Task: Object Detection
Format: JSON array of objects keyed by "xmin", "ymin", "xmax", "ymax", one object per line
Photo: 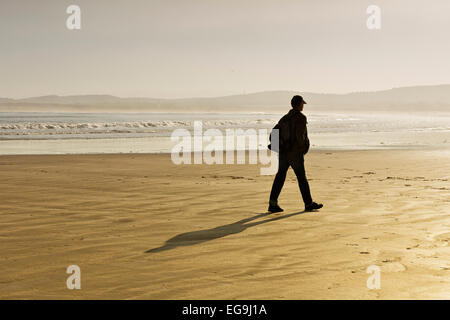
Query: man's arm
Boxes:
[
  {"xmin": 304, "ymin": 128, "xmax": 310, "ymax": 154},
  {"xmin": 295, "ymin": 116, "xmax": 307, "ymax": 144},
  {"xmin": 295, "ymin": 116, "xmax": 309, "ymax": 154}
]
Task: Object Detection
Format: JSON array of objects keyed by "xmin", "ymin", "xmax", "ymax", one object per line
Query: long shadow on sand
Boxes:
[{"xmin": 146, "ymin": 210, "xmax": 307, "ymax": 253}]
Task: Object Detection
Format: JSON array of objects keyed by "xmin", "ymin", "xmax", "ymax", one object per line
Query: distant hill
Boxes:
[
  {"xmin": 0, "ymin": 98, "xmax": 14, "ymax": 104},
  {"xmin": 1, "ymin": 85, "xmax": 450, "ymax": 113}
]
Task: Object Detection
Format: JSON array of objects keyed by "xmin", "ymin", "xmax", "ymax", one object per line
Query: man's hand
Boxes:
[{"xmin": 304, "ymin": 138, "xmax": 310, "ymax": 155}]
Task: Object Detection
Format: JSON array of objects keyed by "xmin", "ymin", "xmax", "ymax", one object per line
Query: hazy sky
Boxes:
[{"xmin": 1, "ymin": 0, "xmax": 450, "ymax": 98}]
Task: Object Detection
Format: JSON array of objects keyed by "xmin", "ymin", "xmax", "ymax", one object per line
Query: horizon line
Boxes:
[{"xmin": 2, "ymin": 83, "xmax": 450, "ymax": 101}]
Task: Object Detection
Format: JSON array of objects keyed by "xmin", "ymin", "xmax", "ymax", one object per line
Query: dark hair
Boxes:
[{"xmin": 291, "ymin": 95, "xmax": 304, "ymax": 108}]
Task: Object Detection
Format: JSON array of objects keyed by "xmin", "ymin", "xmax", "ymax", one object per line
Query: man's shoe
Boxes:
[
  {"xmin": 305, "ymin": 202, "xmax": 323, "ymax": 211},
  {"xmin": 268, "ymin": 204, "xmax": 284, "ymax": 213}
]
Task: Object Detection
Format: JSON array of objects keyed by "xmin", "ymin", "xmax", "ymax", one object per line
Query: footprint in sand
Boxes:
[
  {"xmin": 433, "ymin": 232, "xmax": 450, "ymax": 241},
  {"xmin": 431, "ymin": 232, "xmax": 450, "ymax": 246},
  {"xmin": 382, "ymin": 261, "xmax": 407, "ymax": 272},
  {"xmin": 406, "ymin": 244, "xmax": 420, "ymax": 250},
  {"xmin": 116, "ymin": 218, "xmax": 134, "ymax": 223}
]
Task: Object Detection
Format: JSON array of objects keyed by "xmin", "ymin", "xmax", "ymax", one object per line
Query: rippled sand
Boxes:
[{"xmin": 0, "ymin": 150, "xmax": 449, "ymax": 299}]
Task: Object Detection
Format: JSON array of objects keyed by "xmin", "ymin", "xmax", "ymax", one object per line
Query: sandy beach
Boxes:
[{"xmin": 1, "ymin": 149, "xmax": 449, "ymax": 299}]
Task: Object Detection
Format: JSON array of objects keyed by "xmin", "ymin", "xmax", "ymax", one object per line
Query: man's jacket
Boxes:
[{"xmin": 278, "ymin": 109, "xmax": 310, "ymax": 154}]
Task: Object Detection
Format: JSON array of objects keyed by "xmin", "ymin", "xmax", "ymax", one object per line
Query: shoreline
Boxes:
[
  {"xmin": 0, "ymin": 139, "xmax": 449, "ymax": 156},
  {"xmin": 0, "ymin": 145, "xmax": 447, "ymax": 157}
]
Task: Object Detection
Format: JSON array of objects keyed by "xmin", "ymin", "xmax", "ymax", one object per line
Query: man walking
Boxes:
[{"xmin": 268, "ymin": 95, "xmax": 323, "ymax": 213}]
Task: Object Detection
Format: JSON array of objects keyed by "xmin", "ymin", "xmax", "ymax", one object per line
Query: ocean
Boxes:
[{"xmin": 0, "ymin": 111, "xmax": 449, "ymax": 155}]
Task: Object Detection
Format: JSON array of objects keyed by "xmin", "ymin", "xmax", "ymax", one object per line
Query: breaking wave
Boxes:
[{"xmin": 0, "ymin": 119, "xmax": 275, "ymax": 137}]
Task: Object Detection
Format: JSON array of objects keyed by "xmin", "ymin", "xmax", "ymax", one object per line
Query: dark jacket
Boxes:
[{"xmin": 279, "ymin": 109, "xmax": 310, "ymax": 154}]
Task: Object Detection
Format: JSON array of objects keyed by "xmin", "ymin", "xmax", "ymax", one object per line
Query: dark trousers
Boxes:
[{"xmin": 269, "ymin": 152, "xmax": 313, "ymax": 206}]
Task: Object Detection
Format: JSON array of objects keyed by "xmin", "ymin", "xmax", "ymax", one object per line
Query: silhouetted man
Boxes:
[{"xmin": 268, "ymin": 95, "xmax": 323, "ymax": 213}]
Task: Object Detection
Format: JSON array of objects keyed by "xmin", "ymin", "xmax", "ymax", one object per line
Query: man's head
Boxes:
[{"xmin": 291, "ymin": 95, "xmax": 307, "ymax": 111}]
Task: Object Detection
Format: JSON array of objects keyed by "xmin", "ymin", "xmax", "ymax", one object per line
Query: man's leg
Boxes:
[
  {"xmin": 269, "ymin": 154, "xmax": 290, "ymax": 206},
  {"xmin": 289, "ymin": 153, "xmax": 313, "ymax": 206}
]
